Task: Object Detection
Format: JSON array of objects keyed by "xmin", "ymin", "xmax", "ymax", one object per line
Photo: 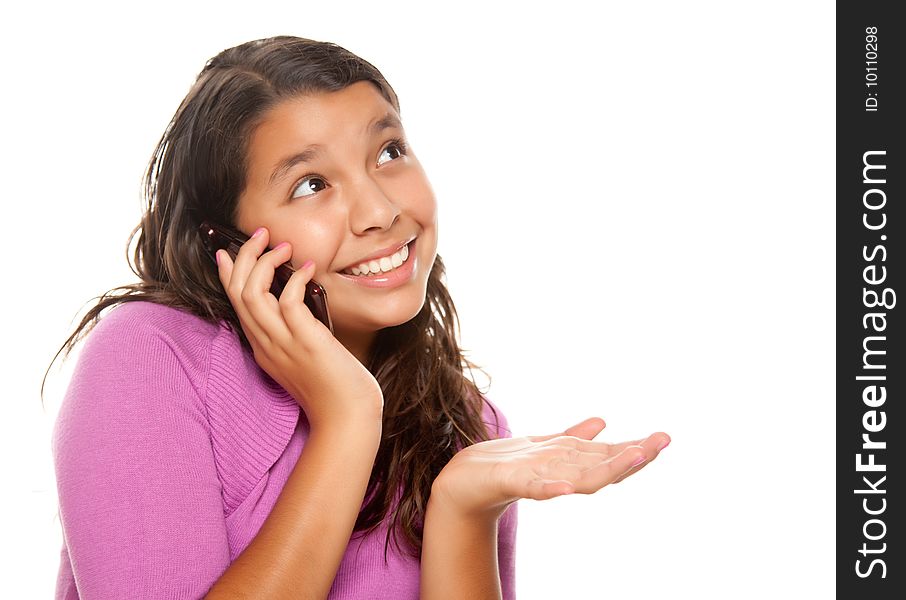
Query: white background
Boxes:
[{"xmin": 2, "ymin": 1, "xmax": 834, "ymax": 598}]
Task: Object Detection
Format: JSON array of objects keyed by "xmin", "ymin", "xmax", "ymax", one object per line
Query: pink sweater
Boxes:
[{"xmin": 52, "ymin": 300, "xmax": 517, "ymax": 599}]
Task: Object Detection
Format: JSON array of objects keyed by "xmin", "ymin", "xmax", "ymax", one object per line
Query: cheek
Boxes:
[
  {"xmin": 282, "ymin": 222, "xmax": 341, "ymax": 271},
  {"xmin": 402, "ymin": 174, "xmax": 438, "ymax": 223}
]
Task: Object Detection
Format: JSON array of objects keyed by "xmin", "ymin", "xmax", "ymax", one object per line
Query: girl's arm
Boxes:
[
  {"xmin": 205, "ymin": 420, "xmax": 381, "ymax": 598},
  {"xmin": 205, "ymin": 231, "xmax": 386, "ymax": 597},
  {"xmin": 420, "ymin": 400, "xmax": 517, "ymax": 600},
  {"xmin": 53, "ymin": 322, "xmax": 232, "ymax": 599},
  {"xmin": 421, "ymin": 494, "xmax": 505, "ymax": 600}
]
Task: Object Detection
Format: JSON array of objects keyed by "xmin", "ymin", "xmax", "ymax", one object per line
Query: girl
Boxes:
[{"xmin": 46, "ymin": 36, "xmax": 670, "ymax": 599}]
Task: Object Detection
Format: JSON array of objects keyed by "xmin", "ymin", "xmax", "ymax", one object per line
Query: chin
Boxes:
[
  {"xmin": 373, "ymin": 299, "xmax": 426, "ymax": 330},
  {"xmin": 336, "ymin": 295, "xmax": 427, "ymax": 334}
]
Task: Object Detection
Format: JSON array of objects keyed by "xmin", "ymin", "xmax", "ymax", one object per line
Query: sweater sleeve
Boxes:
[
  {"xmin": 481, "ymin": 396, "xmax": 518, "ymax": 600},
  {"xmin": 52, "ymin": 308, "xmax": 230, "ymax": 599}
]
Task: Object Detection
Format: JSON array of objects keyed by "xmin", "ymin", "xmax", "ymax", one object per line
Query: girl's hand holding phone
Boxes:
[
  {"xmin": 429, "ymin": 417, "xmax": 671, "ymax": 522},
  {"xmin": 215, "ymin": 226, "xmax": 384, "ymax": 432}
]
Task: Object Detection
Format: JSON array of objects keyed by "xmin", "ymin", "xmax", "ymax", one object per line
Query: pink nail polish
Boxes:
[
  {"xmin": 274, "ymin": 242, "xmax": 288, "ymax": 251},
  {"xmin": 252, "ymin": 227, "xmax": 265, "ymax": 238},
  {"xmin": 631, "ymin": 455, "xmax": 647, "ymax": 467},
  {"xmin": 302, "ymin": 259, "xmax": 314, "ymax": 269},
  {"xmin": 658, "ymin": 440, "xmax": 671, "ymax": 451},
  {"xmin": 215, "ymin": 250, "xmax": 221, "ymax": 266}
]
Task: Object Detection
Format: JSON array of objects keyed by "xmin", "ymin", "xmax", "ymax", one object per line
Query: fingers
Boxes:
[
  {"xmin": 279, "ymin": 258, "xmax": 324, "ymax": 340},
  {"xmin": 554, "ymin": 431, "xmax": 670, "ymax": 494},
  {"xmin": 562, "ymin": 445, "xmax": 645, "ymax": 494},
  {"xmin": 523, "ymin": 477, "xmax": 576, "ymax": 501},
  {"xmin": 216, "ymin": 227, "xmax": 294, "ymax": 347},
  {"xmin": 545, "ymin": 447, "xmax": 610, "ymax": 471},
  {"xmin": 611, "ymin": 432, "xmax": 671, "ymax": 484},
  {"xmin": 215, "ymin": 245, "xmax": 267, "ymax": 346}
]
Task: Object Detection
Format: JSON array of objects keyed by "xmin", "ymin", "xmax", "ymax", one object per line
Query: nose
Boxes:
[{"xmin": 348, "ymin": 175, "xmax": 400, "ymax": 234}]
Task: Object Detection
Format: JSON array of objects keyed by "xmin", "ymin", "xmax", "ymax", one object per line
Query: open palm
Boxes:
[{"xmin": 431, "ymin": 417, "xmax": 670, "ymax": 520}]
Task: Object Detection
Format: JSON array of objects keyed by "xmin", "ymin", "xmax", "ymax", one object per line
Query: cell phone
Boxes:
[{"xmin": 199, "ymin": 221, "xmax": 333, "ymax": 335}]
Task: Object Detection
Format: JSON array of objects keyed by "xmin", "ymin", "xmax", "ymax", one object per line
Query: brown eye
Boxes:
[
  {"xmin": 291, "ymin": 176, "xmax": 328, "ymax": 199},
  {"xmin": 377, "ymin": 141, "xmax": 407, "ymax": 166}
]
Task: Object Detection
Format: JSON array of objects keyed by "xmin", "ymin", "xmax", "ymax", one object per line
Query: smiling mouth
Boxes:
[{"xmin": 341, "ymin": 240, "xmax": 414, "ymax": 276}]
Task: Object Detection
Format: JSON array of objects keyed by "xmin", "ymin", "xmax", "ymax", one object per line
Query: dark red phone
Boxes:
[{"xmin": 199, "ymin": 221, "xmax": 334, "ymax": 335}]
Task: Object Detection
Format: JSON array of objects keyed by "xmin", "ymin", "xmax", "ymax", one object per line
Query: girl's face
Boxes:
[{"xmin": 236, "ymin": 81, "xmax": 438, "ymax": 359}]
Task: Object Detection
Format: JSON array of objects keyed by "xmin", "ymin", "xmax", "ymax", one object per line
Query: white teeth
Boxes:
[{"xmin": 344, "ymin": 242, "xmax": 410, "ymax": 276}]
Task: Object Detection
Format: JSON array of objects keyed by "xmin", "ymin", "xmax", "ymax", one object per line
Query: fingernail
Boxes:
[
  {"xmin": 252, "ymin": 227, "xmax": 265, "ymax": 238},
  {"xmin": 631, "ymin": 455, "xmax": 647, "ymax": 467},
  {"xmin": 302, "ymin": 259, "xmax": 314, "ymax": 269},
  {"xmin": 215, "ymin": 250, "xmax": 221, "ymax": 266},
  {"xmin": 658, "ymin": 440, "xmax": 671, "ymax": 451},
  {"xmin": 274, "ymin": 242, "xmax": 289, "ymax": 251}
]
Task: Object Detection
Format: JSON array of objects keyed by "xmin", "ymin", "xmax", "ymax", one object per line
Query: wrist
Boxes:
[
  {"xmin": 309, "ymin": 413, "xmax": 383, "ymax": 447},
  {"xmin": 428, "ymin": 477, "xmax": 507, "ymax": 527},
  {"xmin": 304, "ymin": 394, "xmax": 384, "ymax": 434},
  {"xmin": 422, "ymin": 490, "xmax": 503, "ymax": 600}
]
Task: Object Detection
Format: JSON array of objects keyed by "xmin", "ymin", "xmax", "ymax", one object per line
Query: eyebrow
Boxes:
[{"xmin": 267, "ymin": 112, "xmax": 403, "ymax": 187}]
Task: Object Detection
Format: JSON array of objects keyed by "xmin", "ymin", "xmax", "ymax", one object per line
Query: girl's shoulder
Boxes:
[
  {"xmin": 79, "ymin": 299, "xmax": 270, "ymax": 394},
  {"xmin": 71, "ymin": 298, "xmax": 299, "ymax": 425},
  {"xmin": 478, "ymin": 393, "xmax": 514, "ymax": 440},
  {"xmin": 57, "ymin": 299, "xmax": 237, "ymax": 425},
  {"xmin": 85, "ymin": 299, "xmax": 224, "ymax": 365},
  {"xmin": 55, "ymin": 299, "xmax": 302, "ymax": 515}
]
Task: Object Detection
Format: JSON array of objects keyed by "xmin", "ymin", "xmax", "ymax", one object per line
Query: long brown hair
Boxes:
[{"xmin": 41, "ymin": 36, "xmax": 500, "ymax": 561}]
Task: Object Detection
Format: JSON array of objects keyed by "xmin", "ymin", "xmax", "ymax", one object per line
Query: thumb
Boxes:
[
  {"xmin": 528, "ymin": 417, "xmax": 606, "ymax": 442},
  {"xmin": 565, "ymin": 416, "xmax": 607, "ymax": 440}
]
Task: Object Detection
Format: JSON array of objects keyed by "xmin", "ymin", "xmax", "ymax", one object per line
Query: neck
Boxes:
[{"xmin": 334, "ymin": 326, "xmax": 377, "ymax": 365}]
